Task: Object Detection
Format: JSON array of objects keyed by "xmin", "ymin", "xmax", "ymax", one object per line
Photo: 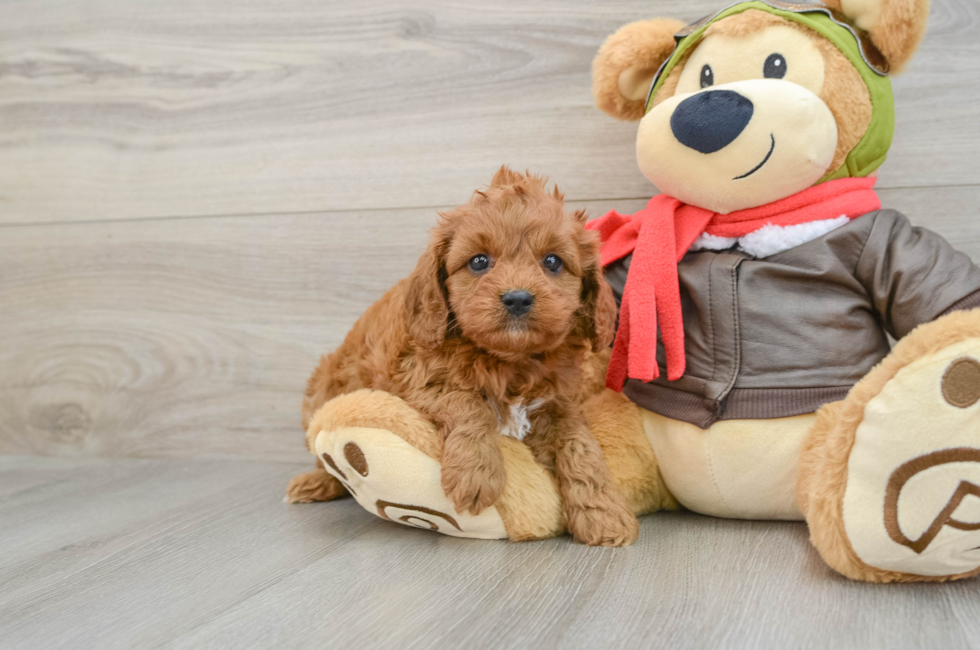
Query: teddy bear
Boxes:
[
  {"xmin": 584, "ymin": 0, "xmax": 980, "ymax": 582},
  {"xmin": 289, "ymin": 0, "xmax": 980, "ymax": 583}
]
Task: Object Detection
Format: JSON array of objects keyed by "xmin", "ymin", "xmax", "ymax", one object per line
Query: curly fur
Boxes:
[
  {"xmin": 291, "ymin": 167, "xmax": 637, "ymax": 546},
  {"xmin": 582, "ymin": 388, "xmax": 679, "ymax": 515}
]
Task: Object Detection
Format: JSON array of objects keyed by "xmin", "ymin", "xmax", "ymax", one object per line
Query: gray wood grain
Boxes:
[
  {"xmin": 0, "ymin": 455, "xmax": 977, "ymax": 650},
  {"xmin": 2, "ymin": 189, "xmax": 976, "ymax": 463},
  {"xmin": 0, "ymin": 0, "xmax": 977, "ymax": 225},
  {"xmin": 1, "ymin": 1, "xmax": 978, "ymax": 646}
]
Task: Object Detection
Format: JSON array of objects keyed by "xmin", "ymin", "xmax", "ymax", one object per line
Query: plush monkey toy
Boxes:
[{"xmin": 291, "ymin": 0, "xmax": 980, "ymax": 583}]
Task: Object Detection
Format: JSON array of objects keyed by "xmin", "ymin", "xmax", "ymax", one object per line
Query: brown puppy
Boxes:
[{"xmin": 288, "ymin": 166, "xmax": 638, "ymax": 546}]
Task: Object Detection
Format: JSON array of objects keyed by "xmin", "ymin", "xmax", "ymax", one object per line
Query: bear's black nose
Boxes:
[
  {"xmin": 501, "ymin": 290, "xmax": 534, "ymax": 316},
  {"xmin": 670, "ymin": 90, "xmax": 754, "ymax": 154}
]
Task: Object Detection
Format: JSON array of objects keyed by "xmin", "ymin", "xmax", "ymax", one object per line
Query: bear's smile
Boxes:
[{"xmin": 733, "ymin": 133, "xmax": 776, "ymax": 180}]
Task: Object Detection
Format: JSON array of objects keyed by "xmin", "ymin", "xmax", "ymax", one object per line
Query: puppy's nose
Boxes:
[
  {"xmin": 670, "ymin": 90, "xmax": 754, "ymax": 154},
  {"xmin": 501, "ymin": 290, "xmax": 534, "ymax": 316}
]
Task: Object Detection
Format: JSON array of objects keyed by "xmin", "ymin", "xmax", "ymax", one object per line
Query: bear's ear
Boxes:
[
  {"xmin": 824, "ymin": 0, "xmax": 930, "ymax": 73},
  {"xmin": 592, "ymin": 18, "xmax": 687, "ymax": 121}
]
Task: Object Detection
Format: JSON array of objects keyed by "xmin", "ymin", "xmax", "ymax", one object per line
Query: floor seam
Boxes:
[{"xmin": 1, "ymin": 183, "xmax": 976, "ymax": 229}]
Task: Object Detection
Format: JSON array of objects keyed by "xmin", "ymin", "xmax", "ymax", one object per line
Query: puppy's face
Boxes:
[
  {"xmin": 444, "ymin": 195, "xmax": 586, "ymax": 357},
  {"xmin": 407, "ymin": 168, "xmax": 614, "ymax": 359}
]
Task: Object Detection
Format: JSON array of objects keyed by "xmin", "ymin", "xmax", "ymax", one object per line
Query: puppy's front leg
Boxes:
[
  {"xmin": 535, "ymin": 404, "xmax": 639, "ymax": 547},
  {"xmin": 433, "ymin": 392, "xmax": 506, "ymax": 516}
]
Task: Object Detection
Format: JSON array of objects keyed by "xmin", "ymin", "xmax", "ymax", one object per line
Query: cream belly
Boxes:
[{"xmin": 641, "ymin": 410, "xmax": 816, "ymax": 520}]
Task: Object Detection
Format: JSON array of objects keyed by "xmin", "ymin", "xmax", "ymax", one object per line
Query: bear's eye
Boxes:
[
  {"xmin": 468, "ymin": 254, "xmax": 490, "ymax": 273},
  {"xmin": 700, "ymin": 64, "xmax": 714, "ymax": 89},
  {"xmin": 764, "ymin": 53, "xmax": 787, "ymax": 79},
  {"xmin": 542, "ymin": 254, "xmax": 563, "ymax": 274}
]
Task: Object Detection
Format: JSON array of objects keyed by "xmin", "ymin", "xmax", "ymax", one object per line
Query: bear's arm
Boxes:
[{"xmin": 855, "ymin": 209, "xmax": 980, "ymax": 339}]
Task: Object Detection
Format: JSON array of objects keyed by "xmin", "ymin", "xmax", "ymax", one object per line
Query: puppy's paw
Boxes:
[
  {"xmin": 441, "ymin": 461, "xmax": 506, "ymax": 516},
  {"xmin": 285, "ymin": 468, "xmax": 347, "ymax": 504},
  {"xmin": 566, "ymin": 495, "xmax": 640, "ymax": 547},
  {"xmin": 315, "ymin": 424, "xmax": 510, "ymax": 539}
]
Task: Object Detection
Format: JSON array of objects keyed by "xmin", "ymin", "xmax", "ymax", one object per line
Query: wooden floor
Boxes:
[
  {"xmin": 1, "ymin": 0, "xmax": 979, "ymax": 648},
  {"xmin": 3, "ymin": 456, "xmax": 979, "ymax": 650}
]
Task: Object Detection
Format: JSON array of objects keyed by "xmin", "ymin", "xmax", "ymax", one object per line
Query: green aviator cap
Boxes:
[{"xmin": 645, "ymin": 1, "xmax": 895, "ymax": 182}]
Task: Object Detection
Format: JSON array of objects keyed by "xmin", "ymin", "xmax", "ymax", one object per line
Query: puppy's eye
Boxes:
[
  {"xmin": 700, "ymin": 64, "xmax": 714, "ymax": 89},
  {"xmin": 764, "ymin": 53, "xmax": 787, "ymax": 79},
  {"xmin": 542, "ymin": 254, "xmax": 563, "ymax": 274},
  {"xmin": 468, "ymin": 254, "xmax": 490, "ymax": 273}
]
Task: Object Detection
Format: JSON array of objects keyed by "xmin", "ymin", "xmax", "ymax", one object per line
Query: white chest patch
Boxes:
[
  {"xmin": 689, "ymin": 215, "xmax": 850, "ymax": 258},
  {"xmin": 497, "ymin": 398, "xmax": 546, "ymax": 441}
]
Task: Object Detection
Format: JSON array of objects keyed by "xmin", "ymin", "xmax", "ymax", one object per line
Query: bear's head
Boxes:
[{"xmin": 593, "ymin": 0, "xmax": 929, "ymax": 214}]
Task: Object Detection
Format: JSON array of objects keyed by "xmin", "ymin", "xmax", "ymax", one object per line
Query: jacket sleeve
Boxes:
[{"xmin": 855, "ymin": 210, "xmax": 980, "ymax": 339}]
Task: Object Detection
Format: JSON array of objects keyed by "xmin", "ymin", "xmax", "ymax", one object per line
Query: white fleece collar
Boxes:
[{"xmin": 689, "ymin": 215, "xmax": 850, "ymax": 258}]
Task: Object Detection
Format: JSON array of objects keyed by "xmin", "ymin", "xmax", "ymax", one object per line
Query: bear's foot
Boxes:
[
  {"xmin": 316, "ymin": 425, "xmax": 509, "ymax": 538},
  {"xmin": 294, "ymin": 390, "xmax": 564, "ymax": 541},
  {"xmin": 801, "ymin": 310, "xmax": 980, "ymax": 582}
]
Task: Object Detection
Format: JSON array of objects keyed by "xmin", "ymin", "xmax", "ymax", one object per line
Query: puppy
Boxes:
[{"xmin": 289, "ymin": 167, "xmax": 639, "ymax": 546}]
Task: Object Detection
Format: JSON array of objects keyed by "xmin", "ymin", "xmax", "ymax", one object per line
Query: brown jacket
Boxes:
[{"xmin": 603, "ymin": 210, "xmax": 980, "ymax": 428}]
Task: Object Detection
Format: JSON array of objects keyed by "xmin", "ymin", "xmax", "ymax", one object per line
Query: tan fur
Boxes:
[
  {"xmin": 703, "ymin": 10, "xmax": 871, "ymax": 171},
  {"xmin": 703, "ymin": 8, "xmax": 786, "ymax": 38},
  {"xmin": 292, "ymin": 167, "xmax": 637, "ymax": 546},
  {"xmin": 648, "ymin": 10, "xmax": 781, "ymax": 109},
  {"xmin": 813, "ymin": 33, "xmax": 872, "ymax": 172},
  {"xmin": 495, "ymin": 437, "xmax": 564, "ymax": 541},
  {"xmin": 583, "ymin": 389, "xmax": 678, "ymax": 515},
  {"xmin": 592, "ymin": 18, "xmax": 686, "ymax": 121},
  {"xmin": 306, "ymin": 389, "xmax": 443, "ymax": 459},
  {"xmin": 798, "ymin": 309, "xmax": 980, "ymax": 583},
  {"xmin": 648, "ymin": 51, "xmax": 689, "ymax": 110},
  {"xmin": 824, "ymin": 0, "xmax": 930, "ymax": 72},
  {"xmin": 648, "ymin": 10, "xmax": 871, "ymax": 172},
  {"xmin": 861, "ymin": 0, "xmax": 930, "ymax": 72},
  {"xmin": 592, "ymin": 2, "xmax": 926, "ymax": 175},
  {"xmin": 526, "ymin": 397, "xmax": 640, "ymax": 546},
  {"xmin": 286, "ymin": 388, "xmax": 443, "ymax": 504},
  {"xmin": 291, "ymin": 386, "xmax": 646, "ymax": 542}
]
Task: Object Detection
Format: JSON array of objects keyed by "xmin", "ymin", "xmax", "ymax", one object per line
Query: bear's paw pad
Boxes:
[
  {"xmin": 843, "ymin": 340, "xmax": 980, "ymax": 577},
  {"xmin": 314, "ymin": 426, "xmax": 509, "ymax": 540}
]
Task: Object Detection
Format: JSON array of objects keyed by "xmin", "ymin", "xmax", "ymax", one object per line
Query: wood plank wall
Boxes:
[{"xmin": 1, "ymin": 0, "xmax": 978, "ymax": 462}]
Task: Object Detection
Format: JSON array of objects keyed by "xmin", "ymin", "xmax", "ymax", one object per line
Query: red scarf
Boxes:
[{"xmin": 586, "ymin": 177, "xmax": 881, "ymax": 390}]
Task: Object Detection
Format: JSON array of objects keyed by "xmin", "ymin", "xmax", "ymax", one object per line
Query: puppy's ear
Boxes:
[
  {"xmin": 824, "ymin": 0, "xmax": 930, "ymax": 72},
  {"xmin": 406, "ymin": 225, "xmax": 455, "ymax": 349},
  {"xmin": 593, "ymin": 18, "xmax": 687, "ymax": 121},
  {"xmin": 575, "ymin": 224, "xmax": 617, "ymax": 352}
]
